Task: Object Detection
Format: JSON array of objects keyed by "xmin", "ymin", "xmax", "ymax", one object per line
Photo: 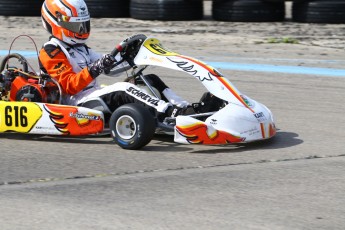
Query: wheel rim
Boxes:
[{"xmin": 116, "ymin": 115, "xmax": 136, "ymax": 140}]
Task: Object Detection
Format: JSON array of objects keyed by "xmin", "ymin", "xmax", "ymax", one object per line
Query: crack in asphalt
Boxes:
[{"xmin": 1, "ymin": 154, "xmax": 344, "ymax": 187}]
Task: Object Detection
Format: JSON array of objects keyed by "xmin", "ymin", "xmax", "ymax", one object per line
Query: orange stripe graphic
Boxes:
[
  {"xmin": 179, "ymin": 55, "xmax": 255, "ymax": 113},
  {"xmin": 260, "ymin": 123, "xmax": 265, "ymax": 139},
  {"xmin": 61, "ymin": 0, "xmax": 78, "ymax": 16}
]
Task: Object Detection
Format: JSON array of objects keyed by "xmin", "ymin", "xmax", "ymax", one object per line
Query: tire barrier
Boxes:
[
  {"xmin": 212, "ymin": 0, "xmax": 285, "ymax": 22},
  {"xmin": 130, "ymin": 0, "xmax": 204, "ymax": 21},
  {"xmin": 263, "ymin": 0, "xmax": 286, "ymax": 2},
  {"xmin": 0, "ymin": 0, "xmax": 344, "ymax": 24},
  {"xmin": 0, "ymin": 0, "xmax": 43, "ymax": 16},
  {"xmin": 85, "ymin": 0, "xmax": 130, "ymax": 18},
  {"xmin": 263, "ymin": 0, "xmax": 305, "ymax": 2},
  {"xmin": 292, "ymin": 0, "xmax": 345, "ymax": 24},
  {"xmin": 0, "ymin": 0, "xmax": 129, "ymax": 18}
]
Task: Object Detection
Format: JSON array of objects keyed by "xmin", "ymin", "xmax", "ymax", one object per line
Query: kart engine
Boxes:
[{"xmin": 0, "ymin": 53, "xmax": 60, "ymax": 103}]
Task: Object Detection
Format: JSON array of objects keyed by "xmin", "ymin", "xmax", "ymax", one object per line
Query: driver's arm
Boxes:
[
  {"xmin": 39, "ymin": 45, "xmax": 95, "ymax": 95},
  {"xmin": 88, "ymin": 48, "xmax": 128, "ymax": 77},
  {"xmin": 101, "ymin": 52, "xmax": 131, "ymax": 77}
]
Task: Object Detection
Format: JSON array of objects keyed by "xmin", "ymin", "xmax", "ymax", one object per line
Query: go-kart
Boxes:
[{"xmin": 0, "ymin": 34, "xmax": 276, "ymax": 150}]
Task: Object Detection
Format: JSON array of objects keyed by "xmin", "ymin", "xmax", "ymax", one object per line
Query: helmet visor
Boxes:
[{"xmin": 57, "ymin": 15, "xmax": 90, "ymax": 34}]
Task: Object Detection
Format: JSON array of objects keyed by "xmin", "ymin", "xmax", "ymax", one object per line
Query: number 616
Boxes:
[{"xmin": 4, "ymin": 106, "xmax": 28, "ymax": 127}]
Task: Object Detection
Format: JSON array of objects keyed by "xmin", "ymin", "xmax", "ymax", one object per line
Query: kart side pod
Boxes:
[{"xmin": 0, "ymin": 101, "xmax": 104, "ymax": 136}]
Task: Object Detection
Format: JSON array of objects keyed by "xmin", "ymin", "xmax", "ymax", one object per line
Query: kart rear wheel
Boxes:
[{"xmin": 109, "ymin": 103, "xmax": 156, "ymax": 150}]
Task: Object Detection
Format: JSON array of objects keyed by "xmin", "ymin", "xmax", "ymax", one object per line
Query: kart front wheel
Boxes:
[{"xmin": 109, "ymin": 103, "xmax": 156, "ymax": 150}]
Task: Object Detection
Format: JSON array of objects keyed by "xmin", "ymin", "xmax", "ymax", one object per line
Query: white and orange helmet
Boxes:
[{"xmin": 41, "ymin": 0, "xmax": 91, "ymax": 45}]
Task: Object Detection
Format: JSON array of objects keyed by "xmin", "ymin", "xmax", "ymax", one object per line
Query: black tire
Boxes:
[
  {"xmin": 292, "ymin": 1, "xmax": 345, "ymax": 24},
  {"xmin": 109, "ymin": 103, "xmax": 156, "ymax": 150},
  {"xmin": 130, "ymin": 0, "xmax": 204, "ymax": 21},
  {"xmin": 263, "ymin": 0, "xmax": 306, "ymax": 2},
  {"xmin": 0, "ymin": 0, "xmax": 43, "ymax": 16},
  {"xmin": 212, "ymin": 0, "xmax": 285, "ymax": 22},
  {"xmin": 262, "ymin": 0, "xmax": 285, "ymax": 2},
  {"xmin": 85, "ymin": 0, "xmax": 130, "ymax": 18}
]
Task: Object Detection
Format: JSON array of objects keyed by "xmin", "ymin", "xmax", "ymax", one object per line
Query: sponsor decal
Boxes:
[
  {"xmin": 50, "ymin": 49, "xmax": 60, "ymax": 57},
  {"xmin": 35, "ymin": 126, "xmax": 55, "ymax": 130},
  {"xmin": 144, "ymin": 38, "xmax": 178, "ymax": 56},
  {"xmin": 69, "ymin": 112, "xmax": 101, "ymax": 121},
  {"xmin": 254, "ymin": 112, "xmax": 267, "ymax": 122},
  {"xmin": 44, "ymin": 104, "xmax": 104, "ymax": 135},
  {"xmin": 70, "ymin": 112, "xmax": 101, "ymax": 126},
  {"xmin": 54, "ymin": 62, "xmax": 63, "ymax": 69},
  {"xmin": 77, "ymin": 14, "xmax": 89, "ymax": 19},
  {"xmin": 149, "ymin": 56, "xmax": 163, "ymax": 63},
  {"xmin": 126, "ymin": 86, "xmax": 159, "ymax": 106},
  {"xmin": 240, "ymin": 95, "xmax": 255, "ymax": 108},
  {"xmin": 210, "ymin": 119, "xmax": 217, "ymax": 125},
  {"xmin": 56, "ymin": 65, "xmax": 68, "ymax": 75},
  {"xmin": 240, "ymin": 127, "xmax": 261, "ymax": 136}
]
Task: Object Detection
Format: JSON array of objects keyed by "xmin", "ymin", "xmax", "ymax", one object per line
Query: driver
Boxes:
[{"xmin": 39, "ymin": 0, "xmax": 194, "ymax": 118}]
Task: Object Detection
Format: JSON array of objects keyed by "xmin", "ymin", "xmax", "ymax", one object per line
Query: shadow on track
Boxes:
[
  {"xmin": 0, "ymin": 130, "xmax": 301, "ymax": 153},
  {"xmin": 0, "ymin": 133, "xmax": 114, "ymax": 145},
  {"xmin": 189, "ymin": 131, "xmax": 303, "ymax": 154},
  {"xmin": 147, "ymin": 130, "xmax": 302, "ymax": 154}
]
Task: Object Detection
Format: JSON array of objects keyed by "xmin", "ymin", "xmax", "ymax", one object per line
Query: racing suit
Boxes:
[{"xmin": 39, "ymin": 37, "xmax": 189, "ymax": 114}]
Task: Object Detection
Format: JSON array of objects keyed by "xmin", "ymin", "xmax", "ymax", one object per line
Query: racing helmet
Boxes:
[{"xmin": 41, "ymin": 0, "xmax": 91, "ymax": 45}]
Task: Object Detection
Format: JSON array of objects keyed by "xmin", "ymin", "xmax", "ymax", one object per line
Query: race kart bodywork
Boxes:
[
  {"xmin": 134, "ymin": 37, "xmax": 276, "ymax": 145},
  {"xmin": 0, "ymin": 34, "xmax": 276, "ymax": 149},
  {"xmin": 0, "ymin": 101, "xmax": 104, "ymax": 136}
]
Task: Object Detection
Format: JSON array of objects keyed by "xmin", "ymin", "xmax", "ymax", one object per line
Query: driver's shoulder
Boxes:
[{"xmin": 41, "ymin": 43, "xmax": 63, "ymax": 58}]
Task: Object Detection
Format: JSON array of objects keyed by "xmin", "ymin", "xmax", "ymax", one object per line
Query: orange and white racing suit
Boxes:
[{"xmin": 39, "ymin": 37, "xmax": 189, "ymax": 113}]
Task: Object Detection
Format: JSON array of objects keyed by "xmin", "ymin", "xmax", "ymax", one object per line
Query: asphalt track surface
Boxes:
[{"xmin": 1, "ymin": 8, "xmax": 345, "ymax": 230}]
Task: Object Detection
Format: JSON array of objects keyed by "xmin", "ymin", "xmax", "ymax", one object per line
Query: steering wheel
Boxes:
[
  {"xmin": 0, "ymin": 53, "xmax": 29, "ymax": 73},
  {"xmin": 110, "ymin": 34, "xmax": 147, "ymax": 66}
]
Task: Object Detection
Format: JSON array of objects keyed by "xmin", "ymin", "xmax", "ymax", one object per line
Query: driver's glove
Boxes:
[{"xmin": 88, "ymin": 54, "xmax": 116, "ymax": 78}]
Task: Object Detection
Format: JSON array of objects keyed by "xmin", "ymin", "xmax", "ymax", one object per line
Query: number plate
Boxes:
[
  {"xmin": 0, "ymin": 101, "xmax": 104, "ymax": 135},
  {"xmin": 0, "ymin": 101, "xmax": 42, "ymax": 133}
]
